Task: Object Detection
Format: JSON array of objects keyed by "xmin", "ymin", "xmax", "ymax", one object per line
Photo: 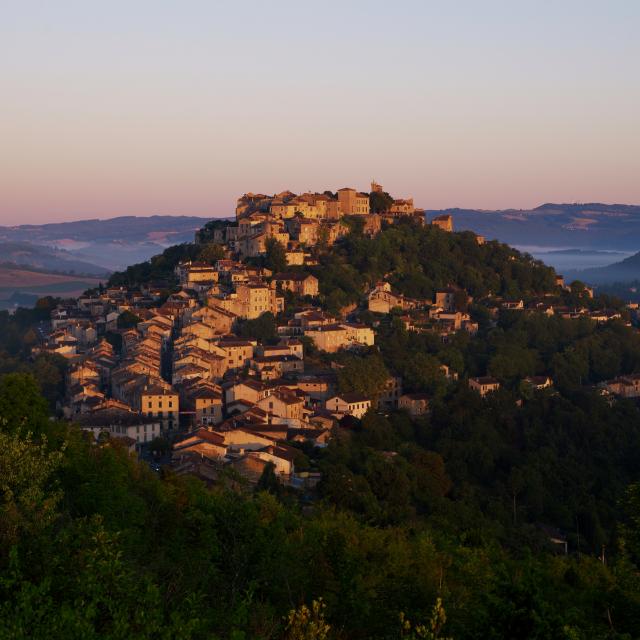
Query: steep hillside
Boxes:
[
  {"xmin": 108, "ymin": 217, "xmax": 559, "ymax": 304},
  {"xmin": 307, "ymin": 222, "xmax": 557, "ymax": 314}
]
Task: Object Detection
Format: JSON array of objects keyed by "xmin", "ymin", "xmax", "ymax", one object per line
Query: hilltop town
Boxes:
[
  {"xmin": 5, "ymin": 184, "xmax": 640, "ymax": 640},
  {"xmin": 28, "ymin": 182, "xmax": 640, "ymax": 490},
  {"xmin": 199, "ymin": 181, "xmax": 454, "ymax": 262},
  {"xmin": 6, "ymin": 4, "xmax": 640, "ymax": 635}
]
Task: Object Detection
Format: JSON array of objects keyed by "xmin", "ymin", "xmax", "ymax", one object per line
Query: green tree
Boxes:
[
  {"xmin": 488, "ymin": 345, "xmax": 538, "ymax": 383},
  {"xmin": 369, "ymin": 191, "xmax": 394, "ymax": 214},
  {"xmin": 237, "ymin": 312, "xmax": 278, "ymax": 342},
  {"xmin": 117, "ymin": 310, "xmax": 141, "ymax": 330},
  {"xmin": 0, "ymin": 374, "xmax": 50, "ymax": 436},
  {"xmin": 337, "ymin": 353, "xmax": 390, "ymax": 401},
  {"xmin": 265, "ymin": 238, "xmax": 288, "ymax": 273},
  {"xmin": 256, "ymin": 462, "xmax": 281, "ymax": 496},
  {"xmin": 453, "ymin": 289, "xmax": 469, "ymax": 312},
  {"xmin": 0, "ymin": 428, "xmax": 63, "ymax": 549},
  {"xmin": 197, "ymin": 242, "xmax": 225, "ymax": 264},
  {"xmin": 399, "ymin": 599, "xmax": 451, "ymax": 640},
  {"xmin": 284, "ymin": 599, "xmax": 330, "ymax": 640},
  {"xmin": 30, "ymin": 354, "xmax": 67, "ymax": 409}
]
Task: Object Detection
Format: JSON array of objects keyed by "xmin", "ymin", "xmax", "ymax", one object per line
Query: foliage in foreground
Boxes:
[{"xmin": 2, "ymin": 375, "xmax": 640, "ymax": 638}]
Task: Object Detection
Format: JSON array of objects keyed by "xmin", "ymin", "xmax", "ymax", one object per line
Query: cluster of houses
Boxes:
[
  {"xmin": 236, "ymin": 182, "xmax": 425, "ymax": 222},
  {"xmin": 203, "ymin": 182, "xmax": 457, "ymax": 263},
  {"xmin": 468, "ymin": 375, "xmax": 554, "ymax": 398},
  {"xmin": 601, "ymin": 374, "xmax": 640, "ymax": 398},
  {"xmin": 469, "ymin": 371, "xmax": 640, "ymax": 402},
  {"xmin": 491, "ymin": 297, "xmax": 623, "ymax": 324},
  {"xmin": 34, "ymin": 256, "xmax": 389, "ymax": 485}
]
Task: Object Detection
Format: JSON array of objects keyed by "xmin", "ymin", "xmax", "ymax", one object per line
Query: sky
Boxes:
[{"xmin": 1, "ymin": 0, "xmax": 639, "ymax": 224}]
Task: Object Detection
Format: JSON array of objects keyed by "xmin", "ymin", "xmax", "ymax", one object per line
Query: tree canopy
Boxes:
[
  {"xmin": 264, "ymin": 237, "xmax": 288, "ymax": 273},
  {"xmin": 2, "ymin": 375, "xmax": 640, "ymax": 638}
]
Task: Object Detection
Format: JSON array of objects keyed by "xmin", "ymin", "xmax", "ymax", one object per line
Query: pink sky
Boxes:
[{"xmin": 1, "ymin": 1, "xmax": 639, "ymax": 224}]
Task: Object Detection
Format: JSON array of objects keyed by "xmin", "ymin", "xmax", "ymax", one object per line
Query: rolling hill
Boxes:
[
  {"xmin": 0, "ymin": 265, "xmax": 104, "ymax": 310},
  {"xmin": 0, "ymin": 242, "xmax": 109, "ymax": 276},
  {"xmin": 0, "ymin": 215, "xmax": 217, "ymax": 271},
  {"xmin": 430, "ymin": 202, "xmax": 640, "ymax": 251},
  {"xmin": 565, "ymin": 250, "xmax": 640, "ymax": 285}
]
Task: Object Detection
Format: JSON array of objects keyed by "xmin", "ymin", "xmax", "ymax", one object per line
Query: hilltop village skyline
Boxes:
[
  {"xmin": 5, "ymin": 171, "xmax": 640, "ymax": 636},
  {"xmin": 203, "ymin": 182, "xmax": 455, "ymax": 264}
]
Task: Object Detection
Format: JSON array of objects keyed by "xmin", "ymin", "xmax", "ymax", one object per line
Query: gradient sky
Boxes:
[{"xmin": 1, "ymin": 0, "xmax": 639, "ymax": 223}]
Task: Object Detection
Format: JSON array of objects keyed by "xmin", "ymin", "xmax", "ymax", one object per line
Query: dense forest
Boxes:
[
  {"xmin": 311, "ymin": 223, "xmax": 558, "ymax": 313},
  {"xmin": 2, "ymin": 375, "xmax": 640, "ymax": 638},
  {"xmin": 3, "ymin": 219, "xmax": 640, "ymax": 638}
]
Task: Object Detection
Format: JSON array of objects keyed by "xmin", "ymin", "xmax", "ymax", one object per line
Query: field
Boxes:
[{"xmin": 0, "ymin": 266, "xmax": 103, "ymax": 309}]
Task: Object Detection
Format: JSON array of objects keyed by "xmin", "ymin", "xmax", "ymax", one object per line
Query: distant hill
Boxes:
[
  {"xmin": 0, "ymin": 215, "xmax": 215, "ymax": 244},
  {"xmin": 565, "ymin": 250, "xmax": 640, "ymax": 285},
  {"xmin": 0, "ymin": 241, "xmax": 109, "ymax": 276},
  {"xmin": 429, "ymin": 202, "xmax": 640, "ymax": 251},
  {"xmin": 0, "ymin": 215, "xmax": 219, "ymax": 271}
]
